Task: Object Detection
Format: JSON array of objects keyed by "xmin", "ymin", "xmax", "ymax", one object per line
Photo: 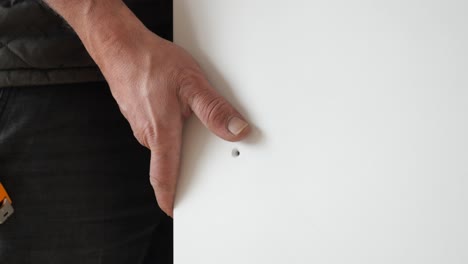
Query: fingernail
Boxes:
[{"xmin": 228, "ymin": 117, "xmax": 249, "ymax": 135}]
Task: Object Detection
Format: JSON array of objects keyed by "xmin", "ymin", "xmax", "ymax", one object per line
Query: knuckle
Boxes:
[
  {"xmin": 172, "ymin": 67, "xmax": 207, "ymax": 116},
  {"xmin": 133, "ymin": 124, "xmax": 159, "ymax": 148},
  {"xmin": 203, "ymin": 96, "xmax": 231, "ymax": 124},
  {"xmin": 175, "ymin": 67, "xmax": 203, "ymax": 89},
  {"xmin": 175, "ymin": 67, "xmax": 206, "ymax": 99},
  {"xmin": 133, "ymin": 120, "xmax": 180, "ymax": 149}
]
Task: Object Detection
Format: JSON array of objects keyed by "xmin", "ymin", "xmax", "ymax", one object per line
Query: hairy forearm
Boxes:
[{"xmin": 45, "ymin": 0, "xmax": 147, "ymax": 69}]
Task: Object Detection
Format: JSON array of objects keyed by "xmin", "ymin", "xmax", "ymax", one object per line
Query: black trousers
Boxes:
[{"xmin": 0, "ymin": 82, "xmax": 173, "ymax": 263}]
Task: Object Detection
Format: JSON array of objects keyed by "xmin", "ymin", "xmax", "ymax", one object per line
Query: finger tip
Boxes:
[
  {"xmin": 224, "ymin": 115, "xmax": 249, "ymax": 136},
  {"xmin": 160, "ymin": 205, "xmax": 174, "ymax": 218},
  {"xmin": 154, "ymin": 191, "xmax": 175, "ymax": 218},
  {"xmin": 235, "ymin": 124, "xmax": 251, "ymax": 140},
  {"xmin": 167, "ymin": 211, "xmax": 174, "ymax": 218},
  {"xmin": 227, "ymin": 117, "xmax": 249, "ymax": 135}
]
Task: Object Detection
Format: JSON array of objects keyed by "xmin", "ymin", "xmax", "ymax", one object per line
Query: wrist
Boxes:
[{"xmin": 47, "ymin": 0, "xmax": 148, "ymax": 69}]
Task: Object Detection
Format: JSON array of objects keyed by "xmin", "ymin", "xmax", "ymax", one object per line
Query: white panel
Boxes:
[{"xmin": 174, "ymin": 1, "xmax": 468, "ymax": 263}]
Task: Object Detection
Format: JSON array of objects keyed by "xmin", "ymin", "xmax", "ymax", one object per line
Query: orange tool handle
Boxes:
[{"xmin": 0, "ymin": 182, "xmax": 12, "ymax": 204}]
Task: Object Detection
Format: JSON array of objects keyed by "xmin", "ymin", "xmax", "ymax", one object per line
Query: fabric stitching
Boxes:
[
  {"xmin": 0, "ymin": 39, "xmax": 33, "ymax": 68},
  {"xmin": 0, "ymin": 87, "xmax": 11, "ymax": 133}
]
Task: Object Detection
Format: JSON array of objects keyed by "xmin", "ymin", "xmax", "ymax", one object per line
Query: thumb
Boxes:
[{"xmin": 181, "ymin": 75, "xmax": 250, "ymax": 141}]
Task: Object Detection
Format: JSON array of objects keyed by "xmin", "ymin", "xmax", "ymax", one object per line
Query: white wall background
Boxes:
[{"xmin": 174, "ymin": 1, "xmax": 468, "ymax": 263}]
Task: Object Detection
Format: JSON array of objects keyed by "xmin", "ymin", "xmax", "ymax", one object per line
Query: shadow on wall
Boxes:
[{"xmin": 173, "ymin": 2, "xmax": 264, "ymax": 209}]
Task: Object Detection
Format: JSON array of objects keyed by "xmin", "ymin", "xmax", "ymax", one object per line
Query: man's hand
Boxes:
[{"xmin": 46, "ymin": 0, "xmax": 250, "ymax": 217}]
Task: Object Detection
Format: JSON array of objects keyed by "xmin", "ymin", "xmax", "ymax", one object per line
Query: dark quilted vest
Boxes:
[{"xmin": 0, "ymin": 0, "xmax": 172, "ymax": 87}]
